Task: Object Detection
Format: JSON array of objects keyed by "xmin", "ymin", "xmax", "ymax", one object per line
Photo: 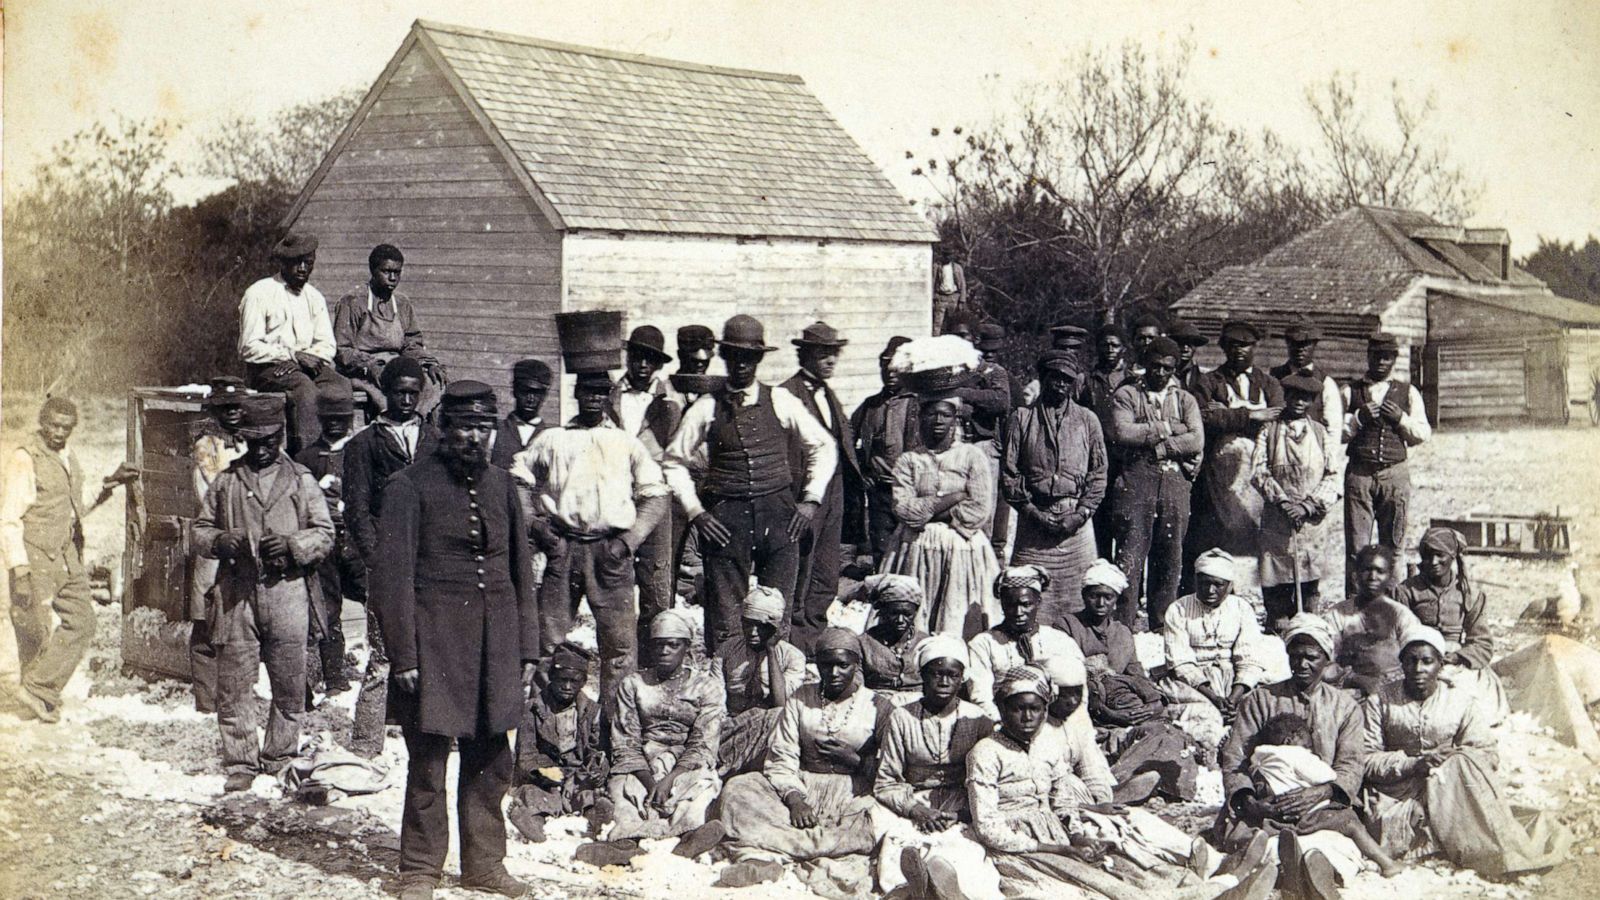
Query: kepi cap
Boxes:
[
  {"xmin": 1284, "ymin": 316, "xmax": 1322, "ymax": 343},
  {"xmin": 1036, "ymin": 348, "xmax": 1081, "ymax": 376},
  {"xmin": 512, "ymin": 359, "xmax": 553, "ymax": 388},
  {"xmin": 440, "ymin": 380, "xmax": 498, "ymax": 420},
  {"xmin": 976, "ymin": 323, "xmax": 1006, "ymax": 352}
]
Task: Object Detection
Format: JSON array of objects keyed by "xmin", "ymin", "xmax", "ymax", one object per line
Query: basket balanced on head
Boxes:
[
  {"xmin": 555, "ymin": 310, "xmax": 624, "ymax": 373},
  {"xmin": 889, "ymin": 334, "xmax": 983, "ymax": 395}
]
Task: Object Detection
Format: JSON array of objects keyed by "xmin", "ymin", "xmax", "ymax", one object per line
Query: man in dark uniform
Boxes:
[
  {"xmin": 490, "ymin": 359, "xmax": 552, "ymax": 470},
  {"xmin": 293, "ymin": 382, "xmax": 364, "ymax": 695},
  {"xmin": 780, "ymin": 321, "xmax": 859, "ymax": 652},
  {"xmin": 848, "ymin": 336, "xmax": 915, "ymax": 569},
  {"xmin": 662, "ymin": 315, "xmax": 836, "ymax": 652},
  {"xmin": 1169, "ymin": 318, "xmax": 1209, "ymax": 394},
  {"xmin": 373, "ymin": 381, "xmax": 538, "ymax": 900},
  {"xmin": 1270, "ymin": 315, "xmax": 1343, "ymax": 429}
]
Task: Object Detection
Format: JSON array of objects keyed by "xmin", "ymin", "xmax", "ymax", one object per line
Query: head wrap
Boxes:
[
  {"xmin": 862, "ymin": 573, "xmax": 923, "ymax": 609},
  {"xmin": 649, "ymin": 609, "xmax": 695, "ymax": 641},
  {"xmin": 1039, "ymin": 654, "xmax": 1087, "ymax": 689},
  {"xmin": 1419, "ymin": 527, "xmax": 1467, "ymax": 560},
  {"xmin": 1281, "ymin": 614, "xmax": 1335, "ymax": 659},
  {"xmin": 994, "ymin": 564, "xmax": 1050, "ymax": 597},
  {"xmin": 914, "ymin": 634, "xmax": 970, "ymax": 671},
  {"xmin": 381, "ymin": 356, "xmax": 428, "ymax": 391},
  {"xmin": 1193, "ymin": 548, "xmax": 1238, "ymax": 583},
  {"xmin": 549, "ymin": 641, "xmax": 594, "ymax": 674},
  {"xmin": 814, "ymin": 626, "xmax": 863, "ymax": 659},
  {"xmin": 1398, "ymin": 622, "xmax": 1450, "ymax": 658},
  {"xmin": 741, "ymin": 585, "xmax": 787, "ymax": 627},
  {"xmin": 1082, "ymin": 559, "xmax": 1129, "ymax": 595},
  {"xmin": 995, "ymin": 665, "xmax": 1052, "ymax": 702}
]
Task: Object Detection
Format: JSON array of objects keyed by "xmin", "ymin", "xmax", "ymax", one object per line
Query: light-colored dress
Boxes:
[
  {"xmin": 883, "ymin": 443, "xmax": 1001, "ymax": 640},
  {"xmin": 1159, "ymin": 594, "xmax": 1269, "ymax": 748},
  {"xmin": 1362, "ymin": 678, "xmax": 1571, "ymax": 874},
  {"xmin": 1251, "ymin": 417, "xmax": 1340, "ymax": 587},
  {"xmin": 606, "ymin": 665, "xmax": 725, "ymax": 840},
  {"xmin": 966, "ymin": 625, "xmax": 1086, "ymax": 720}
]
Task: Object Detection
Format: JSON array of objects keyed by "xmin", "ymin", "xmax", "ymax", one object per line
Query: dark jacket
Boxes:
[
  {"xmin": 608, "ymin": 378, "xmax": 682, "ymax": 460},
  {"xmin": 514, "ymin": 688, "xmax": 607, "ymax": 787},
  {"xmin": 343, "ymin": 419, "xmax": 440, "ymax": 561},
  {"xmin": 959, "ymin": 360, "xmax": 1014, "ymax": 442},
  {"xmin": 1195, "ymin": 366, "xmax": 1284, "ymax": 441},
  {"xmin": 372, "ymin": 452, "xmax": 538, "ymax": 738},
  {"xmin": 490, "ymin": 414, "xmax": 547, "ymax": 471},
  {"xmin": 781, "ymin": 371, "xmax": 860, "ymax": 489}
]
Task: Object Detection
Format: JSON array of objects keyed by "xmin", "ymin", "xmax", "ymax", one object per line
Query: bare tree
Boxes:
[{"xmin": 199, "ymin": 89, "xmax": 363, "ymax": 220}]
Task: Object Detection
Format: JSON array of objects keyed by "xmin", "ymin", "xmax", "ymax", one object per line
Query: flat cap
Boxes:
[
  {"xmin": 315, "ymin": 381, "xmax": 355, "ymax": 417},
  {"xmin": 204, "ymin": 376, "xmax": 249, "ymax": 408},
  {"xmin": 440, "ymin": 380, "xmax": 498, "ymax": 419},
  {"xmin": 1367, "ymin": 332, "xmax": 1400, "ymax": 351},
  {"xmin": 1036, "ymin": 348, "xmax": 1082, "ymax": 375},
  {"xmin": 511, "ymin": 359, "xmax": 553, "ymax": 388},
  {"xmin": 1283, "ymin": 316, "xmax": 1322, "ymax": 343},
  {"xmin": 271, "ymin": 232, "xmax": 318, "ymax": 260},
  {"xmin": 1279, "ymin": 372, "xmax": 1324, "ymax": 396},
  {"xmin": 236, "ymin": 393, "xmax": 286, "ymax": 439},
  {"xmin": 1219, "ymin": 319, "xmax": 1261, "ymax": 342},
  {"xmin": 1168, "ymin": 318, "xmax": 1209, "ymax": 346}
]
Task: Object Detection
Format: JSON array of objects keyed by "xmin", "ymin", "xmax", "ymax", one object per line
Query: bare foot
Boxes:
[{"xmin": 1379, "ymin": 861, "xmax": 1404, "ymax": 878}]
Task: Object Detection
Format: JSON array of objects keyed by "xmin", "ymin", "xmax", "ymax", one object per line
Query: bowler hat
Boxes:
[
  {"xmin": 440, "ymin": 380, "xmax": 498, "ymax": 420},
  {"xmin": 236, "ymin": 393, "xmax": 286, "ymax": 439},
  {"xmin": 511, "ymin": 359, "xmax": 553, "ymax": 389},
  {"xmin": 1284, "ymin": 316, "xmax": 1322, "ymax": 344},
  {"xmin": 976, "ymin": 323, "xmax": 1006, "ymax": 352},
  {"xmin": 1280, "ymin": 373, "xmax": 1324, "ymax": 396},
  {"xmin": 625, "ymin": 326, "xmax": 674, "ymax": 364},
  {"xmin": 315, "ymin": 382, "xmax": 355, "ymax": 417},
  {"xmin": 720, "ymin": 315, "xmax": 776, "ymax": 353},
  {"xmin": 204, "ymin": 376, "xmax": 249, "ymax": 408},
  {"xmin": 793, "ymin": 321, "xmax": 848, "ymax": 349},
  {"xmin": 1367, "ymin": 332, "xmax": 1400, "ymax": 352},
  {"xmin": 1219, "ymin": 319, "xmax": 1261, "ymax": 343},
  {"xmin": 677, "ymin": 325, "xmax": 716, "ymax": 360},
  {"xmin": 271, "ymin": 232, "xmax": 318, "ymax": 260},
  {"xmin": 1168, "ymin": 318, "xmax": 1209, "ymax": 347}
]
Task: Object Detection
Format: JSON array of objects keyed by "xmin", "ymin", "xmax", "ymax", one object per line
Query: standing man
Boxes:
[
  {"xmin": 293, "ymin": 382, "xmax": 363, "ymax": 695},
  {"xmin": 1, "ymin": 398, "xmax": 137, "ymax": 722},
  {"xmin": 490, "ymin": 359, "xmax": 552, "ymax": 470},
  {"xmin": 1341, "ymin": 333, "xmax": 1430, "ymax": 567},
  {"xmin": 191, "ymin": 394, "xmax": 333, "ymax": 790},
  {"xmin": 780, "ymin": 322, "xmax": 859, "ymax": 652},
  {"xmin": 513, "ymin": 371, "xmax": 670, "ymax": 719},
  {"xmin": 931, "ymin": 248, "xmax": 967, "ymax": 335},
  {"xmin": 1019, "ymin": 321, "xmax": 1092, "ymax": 406},
  {"xmin": 661, "ymin": 315, "xmax": 837, "ymax": 652},
  {"xmin": 1168, "ymin": 319, "xmax": 1210, "ymax": 395},
  {"xmin": 665, "ymin": 325, "xmax": 720, "ymax": 406},
  {"xmin": 664, "ymin": 324, "xmax": 720, "ymax": 604},
  {"xmin": 1107, "ymin": 338, "xmax": 1204, "ymax": 631},
  {"xmin": 972, "ymin": 323, "xmax": 1016, "ymax": 556},
  {"xmin": 1080, "ymin": 325, "xmax": 1132, "ymax": 558},
  {"xmin": 343, "ymin": 356, "xmax": 440, "ymax": 757},
  {"xmin": 372, "ymin": 382, "xmax": 537, "ymax": 900},
  {"xmin": 849, "ymin": 336, "xmax": 916, "ymax": 568},
  {"xmin": 1270, "ymin": 316, "xmax": 1343, "ymax": 429},
  {"xmin": 1128, "ymin": 314, "xmax": 1166, "ymax": 365},
  {"xmin": 1002, "ymin": 349, "xmax": 1108, "ymax": 625},
  {"xmin": 612, "ymin": 325, "xmax": 682, "ymax": 647},
  {"xmin": 189, "ymin": 376, "xmax": 251, "ymax": 713},
  {"xmin": 237, "ymin": 232, "xmax": 350, "ymax": 454},
  {"xmin": 332, "ymin": 244, "xmax": 447, "ymax": 420}
]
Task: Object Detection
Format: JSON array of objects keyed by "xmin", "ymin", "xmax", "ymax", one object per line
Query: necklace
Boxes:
[{"xmin": 818, "ymin": 689, "xmax": 858, "ymax": 738}]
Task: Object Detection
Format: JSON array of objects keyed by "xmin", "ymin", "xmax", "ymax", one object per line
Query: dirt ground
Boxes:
[{"xmin": 2, "ymin": 396, "xmax": 1599, "ymax": 899}]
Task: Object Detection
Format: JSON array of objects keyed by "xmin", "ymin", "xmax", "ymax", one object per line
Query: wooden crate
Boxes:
[{"xmin": 1429, "ymin": 514, "xmax": 1571, "ymax": 558}]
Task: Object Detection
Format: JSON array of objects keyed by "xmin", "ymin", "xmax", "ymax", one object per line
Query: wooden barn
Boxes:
[
  {"xmin": 283, "ymin": 19, "xmax": 935, "ymax": 416},
  {"xmin": 1172, "ymin": 205, "xmax": 1600, "ymax": 426}
]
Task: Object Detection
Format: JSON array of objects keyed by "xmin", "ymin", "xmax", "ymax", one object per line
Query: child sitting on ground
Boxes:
[
  {"xmin": 1249, "ymin": 713, "xmax": 1403, "ymax": 877},
  {"xmin": 507, "ymin": 642, "xmax": 610, "ymax": 843}
]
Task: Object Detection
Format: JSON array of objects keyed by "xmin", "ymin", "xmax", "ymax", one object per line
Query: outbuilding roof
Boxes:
[{"xmin": 292, "ymin": 19, "xmax": 935, "ymax": 243}]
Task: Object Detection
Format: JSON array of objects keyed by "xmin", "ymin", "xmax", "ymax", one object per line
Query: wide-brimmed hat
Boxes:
[
  {"xmin": 792, "ymin": 321, "xmax": 848, "ymax": 349},
  {"xmin": 976, "ymin": 323, "xmax": 1006, "ymax": 352},
  {"xmin": 624, "ymin": 325, "xmax": 673, "ymax": 364},
  {"xmin": 720, "ymin": 314, "xmax": 776, "ymax": 353},
  {"xmin": 236, "ymin": 393, "xmax": 287, "ymax": 439},
  {"xmin": 271, "ymin": 232, "xmax": 318, "ymax": 261}
]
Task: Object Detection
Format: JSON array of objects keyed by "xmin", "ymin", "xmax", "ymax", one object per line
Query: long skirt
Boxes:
[
  {"xmin": 882, "ymin": 521, "xmax": 1001, "ymax": 641},
  {"xmin": 1364, "ymin": 750, "xmax": 1571, "ymax": 876},
  {"xmin": 1450, "ymin": 664, "xmax": 1511, "ymax": 723},
  {"xmin": 872, "ymin": 807, "xmax": 1002, "ymax": 899},
  {"xmin": 719, "ymin": 769, "xmax": 879, "ymax": 863},
  {"xmin": 1155, "ymin": 674, "xmax": 1229, "ymax": 750},
  {"xmin": 607, "ymin": 745, "xmax": 720, "ymax": 841},
  {"xmin": 718, "ymin": 707, "xmax": 784, "ymax": 778},
  {"xmin": 1011, "ymin": 517, "xmax": 1096, "ymax": 625},
  {"xmin": 1211, "ymin": 805, "xmax": 1363, "ymax": 884}
]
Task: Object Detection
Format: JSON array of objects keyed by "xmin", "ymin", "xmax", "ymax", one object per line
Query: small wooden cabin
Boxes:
[{"xmin": 284, "ymin": 20, "xmax": 935, "ymax": 417}]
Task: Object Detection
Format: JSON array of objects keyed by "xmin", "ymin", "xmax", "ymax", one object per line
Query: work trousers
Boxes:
[
  {"xmin": 633, "ymin": 516, "xmax": 674, "ymax": 666},
  {"xmin": 1092, "ymin": 458, "xmax": 1122, "ymax": 560},
  {"xmin": 14, "ymin": 541, "xmax": 94, "ymax": 708},
  {"xmin": 189, "ymin": 620, "xmax": 218, "ymax": 713},
  {"xmin": 399, "ymin": 729, "xmax": 513, "ymax": 886},
  {"xmin": 349, "ymin": 602, "xmax": 388, "ymax": 757},
  {"xmin": 214, "ymin": 589, "xmax": 309, "ymax": 777},
  {"xmin": 791, "ymin": 474, "xmax": 843, "ymax": 655},
  {"xmin": 983, "ymin": 441, "xmax": 1012, "ymax": 560},
  {"xmin": 1345, "ymin": 459, "xmax": 1410, "ymax": 561},
  {"xmin": 246, "ymin": 362, "xmax": 351, "ymax": 455},
  {"xmin": 1110, "ymin": 461, "xmax": 1192, "ymax": 631},
  {"xmin": 307, "ymin": 531, "xmax": 364, "ymax": 691},
  {"xmin": 540, "ymin": 535, "xmax": 636, "ymax": 721},
  {"xmin": 701, "ymin": 491, "xmax": 799, "ymax": 653}
]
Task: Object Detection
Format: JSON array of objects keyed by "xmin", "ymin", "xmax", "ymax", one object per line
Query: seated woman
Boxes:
[
  {"xmin": 583, "ymin": 610, "xmax": 726, "ymax": 865},
  {"xmin": 1159, "ymin": 549, "xmax": 1269, "ymax": 749},
  {"xmin": 967, "ymin": 565, "xmax": 1086, "ymax": 720},
  {"xmin": 507, "ymin": 642, "xmax": 609, "ymax": 844},
  {"xmin": 713, "ymin": 586, "xmax": 807, "ymax": 778},
  {"xmin": 1064, "ymin": 559, "xmax": 1199, "ymax": 804},
  {"xmin": 718, "ymin": 628, "xmax": 892, "ymax": 888},
  {"xmin": 1394, "ymin": 527, "xmax": 1508, "ymax": 721},
  {"xmin": 1362, "ymin": 624, "xmax": 1570, "ymax": 876},
  {"xmin": 881, "ymin": 386, "xmax": 1001, "ymax": 639},
  {"xmin": 1213, "ymin": 615, "xmax": 1368, "ymax": 898},
  {"xmin": 872, "ymin": 633, "xmax": 1003, "ymax": 900},
  {"xmin": 857, "ymin": 574, "xmax": 932, "ymax": 706},
  {"xmin": 1323, "ymin": 545, "xmax": 1421, "ymax": 696}
]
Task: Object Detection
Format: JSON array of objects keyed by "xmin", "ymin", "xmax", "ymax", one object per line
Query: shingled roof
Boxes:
[{"xmin": 296, "ymin": 20, "xmax": 934, "ymax": 243}]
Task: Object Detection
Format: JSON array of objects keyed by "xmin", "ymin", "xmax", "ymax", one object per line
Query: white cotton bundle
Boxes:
[{"xmin": 887, "ymin": 334, "xmax": 983, "ymax": 376}]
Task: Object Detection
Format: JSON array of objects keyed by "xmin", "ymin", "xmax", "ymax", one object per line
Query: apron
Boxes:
[
  {"xmin": 1204, "ymin": 374, "xmax": 1268, "ymax": 541},
  {"xmin": 1257, "ymin": 420, "xmax": 1330, "ymax": 587}
]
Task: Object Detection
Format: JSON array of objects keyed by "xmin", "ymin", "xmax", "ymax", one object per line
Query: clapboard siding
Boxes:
[
  {"xmin": 1436, "ymin": 342, "xmax": 1528, "ymax": 422},
  {"xmin": 289, "ymin": 42, "xmax": 560, "ymax": 408},
  {"xmin": 563, "ymin": 232, "xmax": 930, "ymax": 419}
]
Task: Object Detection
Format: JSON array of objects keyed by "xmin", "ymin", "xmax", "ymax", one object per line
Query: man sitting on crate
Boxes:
[
  {"xmin": 332, "ymin": 243, "xmax": 447, "ymax": 420},
  {"xmin": 190, "ymin": 393, "xmax": 333, "ymax": 791}
]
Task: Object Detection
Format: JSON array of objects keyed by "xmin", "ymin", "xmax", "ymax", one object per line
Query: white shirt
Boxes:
[
  {"xmin": 377, "ymin": 415, "xmax": 422, "ymax": 461},
  {"xmin": 0, "ymin": 443, "xmax": 104, "ymax": 569},
  {"xmin": 1339, "ymin": 380, "xmax": 1431, "ymax": 444},
  {"xmin": 237, "ymin": 275, "xmax": 335, "ymax": 364},
  {"xmin": 796, "ymin": 371, "xmax": 835, "ymax": 429},
  {"xmin": 613, "ymin": 375, "xmax": 662, "ymax": 438},
  {"xmin": 511, "ymin": 419, "xmax": 667, "ymax": 534},
  {"xmin": 661, "ymin": 383, "xmax": 838, "ymax": 521}
]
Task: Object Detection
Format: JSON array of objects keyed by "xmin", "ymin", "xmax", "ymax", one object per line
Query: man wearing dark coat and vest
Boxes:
[
  {"xmin": 372, "ymin": 380, "xmax": 539, "ymax": 900},
  {"xmin": 662, "ymin": 315, "xmax": 836, "ymax": 652},
  {"xmin": 490, "ymin": 359, "xmax": 552, "ymax": 470},
  {"xmin": 779, "ymin": 321, "xmax": 860, "ymax": 652},
  {"xmin": 1341, "ymin": 333, "xmax": 1431, "ymax": 567}
]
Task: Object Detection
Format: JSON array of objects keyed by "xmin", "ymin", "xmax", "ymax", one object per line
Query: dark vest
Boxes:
[
  {"xmin": 703, "ymin": 384, "xmax": 792, "ymax": 500},
  {"xmin": 22, "ymin": 437, "xmax": 85, "ymax": 555},
  {"xmin": 1347, "ymin": 380, "xmax": 1410, "ymax": 466}
]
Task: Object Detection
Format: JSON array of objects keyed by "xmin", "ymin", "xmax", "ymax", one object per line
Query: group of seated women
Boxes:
[{"xmin": 507, "ymin": 526, "xmax": 1568, "ymax": 899}]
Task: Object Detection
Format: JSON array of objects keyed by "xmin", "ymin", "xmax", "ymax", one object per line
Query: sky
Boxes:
[{"xmin": 5, "ymin": 0, "xmax": 1598, "ymax": 251}]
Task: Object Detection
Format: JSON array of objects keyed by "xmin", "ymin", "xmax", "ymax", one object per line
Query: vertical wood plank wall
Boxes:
[
  {"xmin": 562, "ymin": 232, "xmax": 931, "ymax": 420},
  {"xmin": 290, "ymin": 46, "xmax": 561, "ymax": 405}
]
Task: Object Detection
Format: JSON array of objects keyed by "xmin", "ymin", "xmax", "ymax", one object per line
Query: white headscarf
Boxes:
[
  {"xmin": 913, "ymin": 633, "xmax": 969, "ymax": 671},
  {"xmin": 1082, "ymin": 558, "xmax": 1129, "ymax": 594}
]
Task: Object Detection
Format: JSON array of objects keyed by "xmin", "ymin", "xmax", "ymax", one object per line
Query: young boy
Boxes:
[
  {"xmin": 292, "ymin": 382, "xmax": 365, "ymax": 695},
  {"xmin": 189, "ymin": 376, "xmax": 251, "ymax": 713},
  {"xmin": 1248, "ymin": 713, "xmax": 1402, "ymax": 877},
  {"xmin": 507, "ymin": 642, "xmax": 610, "ymax": 843}
]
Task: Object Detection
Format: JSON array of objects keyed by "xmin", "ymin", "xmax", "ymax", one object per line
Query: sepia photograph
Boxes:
[{"xmin": 2, "ymin": 1, "xmax": 1598, "ymax": 898}]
